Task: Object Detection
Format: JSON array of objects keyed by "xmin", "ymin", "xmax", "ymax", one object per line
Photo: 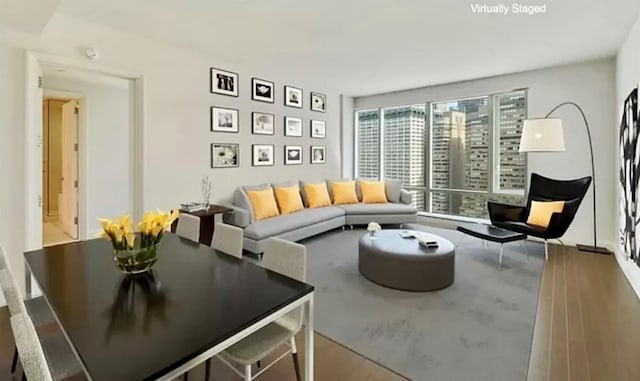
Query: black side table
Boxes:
[{"xmin": 171, "ymin": 204, "xmax": 233, "ymax": 246}]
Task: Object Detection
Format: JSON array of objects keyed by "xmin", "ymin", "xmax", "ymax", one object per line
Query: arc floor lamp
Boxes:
[{"xmin": 519, "ymin": 101, "xmax": 610, "ymax": 254}]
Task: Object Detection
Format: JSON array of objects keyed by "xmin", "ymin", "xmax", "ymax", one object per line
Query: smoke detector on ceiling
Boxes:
[{"xmin": 84, "ymin": 47, "xmax": 100, "ymax": 61}]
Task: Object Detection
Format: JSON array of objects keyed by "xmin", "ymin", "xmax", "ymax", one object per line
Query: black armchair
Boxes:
[{"xmin": 488, "ymin": 173, "xmax": 592, "ymax": 260}]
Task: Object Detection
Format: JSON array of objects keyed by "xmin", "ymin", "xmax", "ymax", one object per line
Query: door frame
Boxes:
[
  {"xmin": 43, "ymin": 90, "xmax": 84, "ymax": 240},
  {"xmin": 25, "ymin": 50, "xmax": 144, "ymax": 250}
]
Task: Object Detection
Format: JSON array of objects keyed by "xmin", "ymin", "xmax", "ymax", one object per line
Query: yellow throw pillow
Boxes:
[
  {"xmin": 526, "ymin": 201, "xmax": 565, "ymax": 228},
  {"xmin": 246, "ymin": 188, "xmax": 280, "ymax": 221},
  {"xmin": 304, "ymin": 183, "xmax": 331, "ymax": 209},
  {"xmin": 331, "ymin": 181, "xmax": 359, "ymax": 205},
  {"xmin": 360, "ymin": 181, "xmax": 388, "ymax": 203},
  {"xmin": 274, "ymin": 186, "xmax": 304, "ymax": 215}
]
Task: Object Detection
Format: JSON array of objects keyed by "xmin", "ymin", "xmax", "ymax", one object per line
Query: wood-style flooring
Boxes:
[
  {"xmin": 527, "ymin": 244, "xmax": 640, "ymax": 381},
  {"xmin": 0, "ymin": 243, "xmax": 639, "ymax": 380}
]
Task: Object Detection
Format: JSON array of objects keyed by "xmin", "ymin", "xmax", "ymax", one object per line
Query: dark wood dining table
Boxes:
[{"xmin": 23, "ymin": 233, "xmax": 315, "ymax": 381}]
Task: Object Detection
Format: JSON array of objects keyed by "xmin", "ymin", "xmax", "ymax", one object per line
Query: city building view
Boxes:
[{"xmin": 356, "ymin": 91, "xmax": 526, "ymax": 218}]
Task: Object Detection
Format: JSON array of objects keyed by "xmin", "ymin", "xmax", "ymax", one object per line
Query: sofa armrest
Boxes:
[
  {"xmin": 222, "ymin": 205, "xmax": 251, "ymax": 228},
  {"xmin": 487, "ymin": 201, "xmax": 526, "ymax": 224},
  {"xmin": 399, "ymin": 189, "xmax": 413, "ymax": 205}
]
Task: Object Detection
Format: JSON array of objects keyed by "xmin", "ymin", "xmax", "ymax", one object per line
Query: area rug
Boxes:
[{"xmin": 301, "ymin": 225, "xmax": 544, "ymax": 381}]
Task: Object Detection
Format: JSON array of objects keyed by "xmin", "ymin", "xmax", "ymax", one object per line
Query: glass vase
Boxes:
[{"xmin": 112, "ymin": 242, "xmax": 161, "ymax": 275}]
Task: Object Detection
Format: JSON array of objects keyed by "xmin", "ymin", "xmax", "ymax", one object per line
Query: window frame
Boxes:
[{"xmin": 353, "ymin": 88, "xmax": 528, "ymax": 220}]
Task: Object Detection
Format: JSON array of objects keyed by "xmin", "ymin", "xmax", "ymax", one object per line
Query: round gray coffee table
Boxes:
[{"xmin": 358, "ymin": 230, "xmax": 455, "ymax": 291}]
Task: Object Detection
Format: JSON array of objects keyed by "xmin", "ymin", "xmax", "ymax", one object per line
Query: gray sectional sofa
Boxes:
[{"xmin": 223, "ymin": 179, "xmax": 417, "ymax": 253}]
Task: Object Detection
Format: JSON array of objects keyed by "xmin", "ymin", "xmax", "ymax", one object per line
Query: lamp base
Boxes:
[{"xmin": 576, "ymin": 244, "xmax": 611, "ymax": 255}]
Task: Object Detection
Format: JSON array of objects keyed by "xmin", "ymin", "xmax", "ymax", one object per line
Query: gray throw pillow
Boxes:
[{"xmin": 385, "ymin": 179, "xmax": 403, "ymax": 203}]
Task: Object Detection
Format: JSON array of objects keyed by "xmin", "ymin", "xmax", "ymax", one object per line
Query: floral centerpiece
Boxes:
[
  {"xmin": 367, "ymin": 222, "xmax": 382, "ymax": 238},
  {"xmin": 99, "ymin": 209, "xmax": 179, "ymax": 275}
]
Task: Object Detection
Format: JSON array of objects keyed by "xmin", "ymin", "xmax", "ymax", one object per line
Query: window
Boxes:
[{"xmin": 354, "ymin": 90, "xmax": 527, "ymax": 219}]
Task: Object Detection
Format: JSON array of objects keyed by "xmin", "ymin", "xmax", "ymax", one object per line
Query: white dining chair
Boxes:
[
  {"xmin": 214, "ymin": 237, "xmax": 307, "ymax": 381},
  {"xmin": 0, "ymin": 246, "xmax": 7, "ymax": 269},
  {"xmin": 10, "ymin": 313, "xmax": 53, "ymax": 381},
  {"xmin": 176, "ymin": 213, "xmax": 201, "ymax": 243},
  {"xmin": 211, "ymin": 223, "xmax": 244, "ymax": 259},
  {"xmin": 0, "ymin": 269, "xmax": 83, "ymax": 380}
]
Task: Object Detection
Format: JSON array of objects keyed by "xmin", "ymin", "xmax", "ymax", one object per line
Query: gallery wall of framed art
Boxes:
[{"xmin": 206, "ymin": 65, "xmax": 342, "ymax": 201}]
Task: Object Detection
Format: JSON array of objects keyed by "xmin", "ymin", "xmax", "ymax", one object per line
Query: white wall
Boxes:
[
  {"xmin": 615, "ymin": 11, "xmax": 640, "ymax": 298},
  {"xmin": 0, "ymin": 41, "xmax": 25, "ymax": 304},
  {"xmin": 0, "ymin": 12, "xmax": 344, "ymax": 294},
  {"xmin": 354, "ymin": 59, "xmax": 617, "ymax": 248},
  {"xmin": 43, "ymin": 75, "xmax": 131, "ymax": 236}
]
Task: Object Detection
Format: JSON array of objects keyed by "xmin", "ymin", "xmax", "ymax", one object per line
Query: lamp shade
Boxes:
[{"xmin": 519, "ymin": 118, "xmax": 566, "ymax": 152}]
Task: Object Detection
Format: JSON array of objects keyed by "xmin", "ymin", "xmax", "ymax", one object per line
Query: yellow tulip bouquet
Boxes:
[{"xmin": 98, "ymin": 209, "xmax": 179, "ymax": 274}]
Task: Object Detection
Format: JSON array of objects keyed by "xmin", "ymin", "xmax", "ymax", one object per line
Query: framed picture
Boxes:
[
  {"xmin": 252, "ymin": 112, "xmax": 275, "ymax": 135},
  {"xmin": 210, "ymin": 67, "xmax": 238, "ymax": 97},
  {"xmin": 211, "ymin": 143, "xmax": 239, "ymax": 168},
  {"xmin": 284, "ymin": 145, "xmax": 303, "ymax": 165},
  {"xmin": 311, "ymin": 120, "xmax": 326, "ymax": 138},
  {"xmin": 311, "ymin": 146, "xmax": 326, "ymax": 164},
  {"xmin": 284, "ymin": 116, "xmax": 303, "ymax": 137},
  {"xmin": 284, "ymin": 85, "xmax": 303, "ymax": 108},
  {"xmin": 251, "ymin": 78, "xmax": 274, "ymax": 103},
  {"xmin": 252, "ymin": 144, "xmax": 274, "ymax": 166},
  {"xmin": 211, "ymin": 107, "xmax": 239, "ymax": 133},
  {"xmin": 311, "ymin": 92, "xmax": 327, "ymax": 112}
]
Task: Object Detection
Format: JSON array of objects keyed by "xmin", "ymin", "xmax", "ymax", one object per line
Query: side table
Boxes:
[{"xmin": 171, "ymin": 204, "xmax": 233, "ymax": 246}]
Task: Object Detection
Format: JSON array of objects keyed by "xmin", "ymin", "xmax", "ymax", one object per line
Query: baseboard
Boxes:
[{"xmin": 613, "ymin": 248, "xmax": 640, "ymax": 301}]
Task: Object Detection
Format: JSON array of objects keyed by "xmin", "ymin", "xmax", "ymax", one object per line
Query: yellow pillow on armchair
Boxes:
[
  {"xmin": 360, "ymin": 181, "xmax": 388, "ymax": 203},
  {"xmin": 246, "ymin": 188, "xmax": 280, "ymax": 221},
  {"xmin": 526, "ymin": 200, "xmax": 565, "ymax": 228}
]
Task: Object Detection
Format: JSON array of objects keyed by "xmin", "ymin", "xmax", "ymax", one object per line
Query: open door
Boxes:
[{"xmin": 59, "ymin": 101, "xmax": 79, "ymax": 239}]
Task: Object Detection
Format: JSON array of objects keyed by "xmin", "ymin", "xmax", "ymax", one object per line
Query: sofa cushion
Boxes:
[
  {"xmin": 355, "ymin": 178, "xmax": 376, "ymax": 201},
  {"xmin": 330, "ymin": 181, "xmax": 359, "ymax": 205},
  {"xmin": 303, "ymin": 182, "xmax": 332, "ymax": 208},
  {"xmin": 360, "ymin": 181, "xmax": 388, "ymax": 203},
  {"xmin": 244, "ymin": 206, "xmax": 345, "ymax": 240},
  {"xmin": 273, "ymin": 185, "xmax": 304, "ymax": 215},
  {"xmin": 325, "ymin": 178, "xmax": 353, "ymax": 202},
  {"xmin": 385, "ymin": 179, "xmax": 403, "ymax": 203},
  {"xmin": 246, "ymin": 188, "xmax": 280, "ymax": 221},
  {"xmin": 235, "ymin": 184, "xmax": 271, "ymax": 224},
  {"xmin": 337, "ymin": 203, "xmax": 417, "ymax": 215}
]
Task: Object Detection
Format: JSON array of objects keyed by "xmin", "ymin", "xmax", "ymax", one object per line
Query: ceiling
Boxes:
[{"xmin": 49, "ymin": 0, "xmax": 640, "ymax": 96}]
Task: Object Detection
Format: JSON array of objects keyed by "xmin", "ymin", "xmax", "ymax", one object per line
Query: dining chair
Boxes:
[
  {"xmin": 211, "ymin": 222, "xmax": 244, "ymax": 258},
  {"xmin": 176, "ymin": 213, "xmax": 201, "ymax": 243},
  {"xmin": 10, "ymin": 313, "xmax": 53, "ymax": 381},
  {"xmin": 0, "ymin": 269, "xmax": 83, "ymax": 380},
  {"xmin": 0, "ymin": 246, "xmax": 7, "ymax": 269},
  {"xmin": 214, "ymin": 237, "xmax": 307, "ymax": 381}
]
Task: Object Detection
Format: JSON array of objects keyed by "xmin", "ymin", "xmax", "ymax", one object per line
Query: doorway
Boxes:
[{"xmin": 42, "ymin": 96, "xmax": 80, "ymax": 247}]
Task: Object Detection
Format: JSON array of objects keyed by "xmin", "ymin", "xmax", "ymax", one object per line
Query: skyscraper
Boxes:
[
  {"xmin": 356, "ymin": 110, "xmax": 380, "ymax": 179},
  {"xmin": 431, "ymin": 106, "xmax": 466, "ymax": 214},
  {"xmin": 459, "ymin": 98, "xmax": 490, "ymax": 217},
  {"xmin": 382, "ymin": 106, "xmax": 426, "ymax": 210}
]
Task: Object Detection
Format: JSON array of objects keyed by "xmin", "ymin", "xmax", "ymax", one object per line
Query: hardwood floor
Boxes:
[
  {"xmin": 527, "ymin": 244, "xmax": 640, "ymax": 381},
  {"xmin": 1, "ymin": 243, "xmax": 639, "ymax": 380}
]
